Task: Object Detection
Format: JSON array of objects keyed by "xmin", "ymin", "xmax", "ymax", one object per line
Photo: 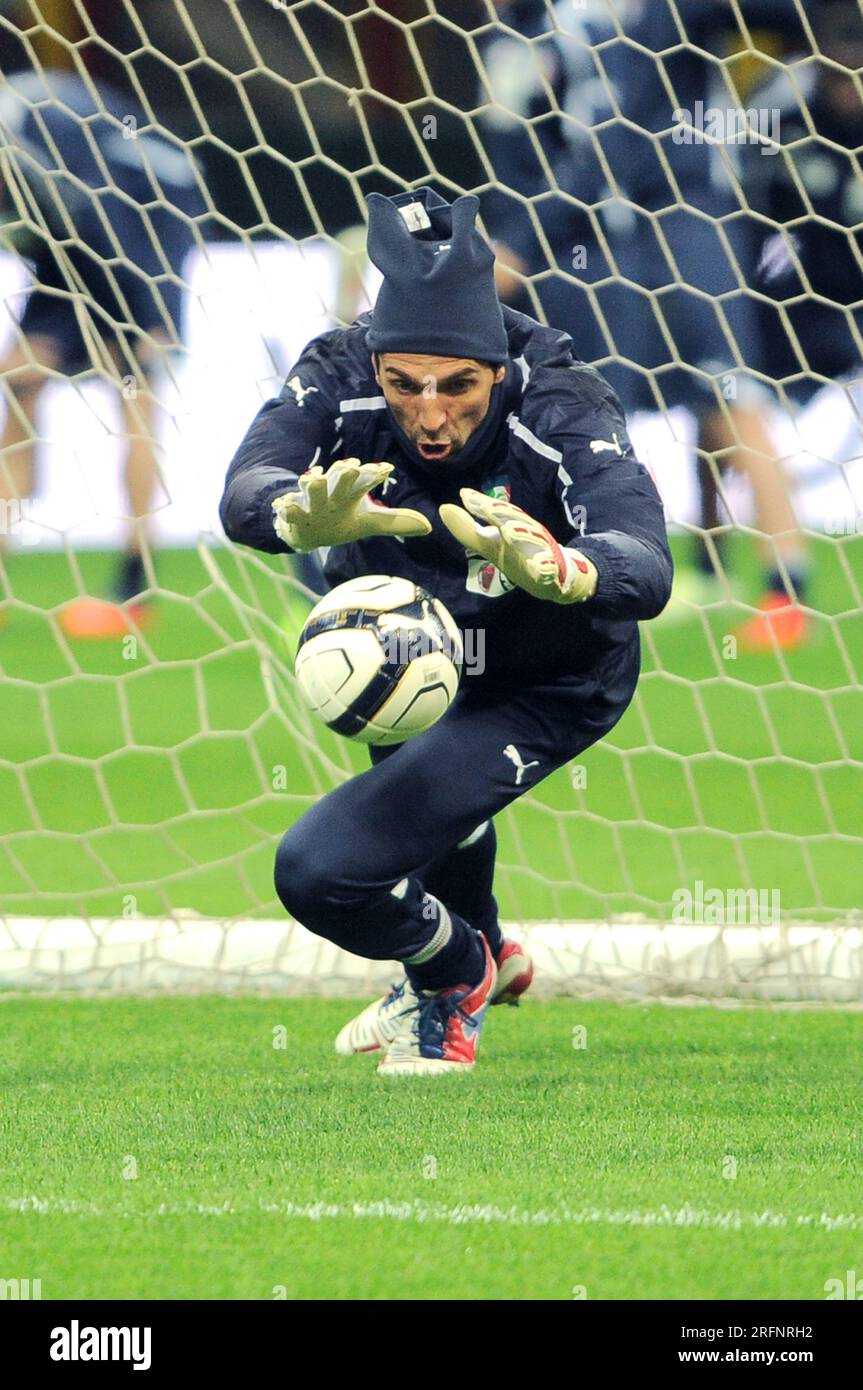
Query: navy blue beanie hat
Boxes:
[{"xmin": 365, "ymin": 188, "xmax": 509, "ymax": 364}]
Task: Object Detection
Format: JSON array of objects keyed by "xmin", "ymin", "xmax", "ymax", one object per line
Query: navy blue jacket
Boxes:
[{"xmin": 220, "ymin": 307, "xmax": 672, "ymax": 709}]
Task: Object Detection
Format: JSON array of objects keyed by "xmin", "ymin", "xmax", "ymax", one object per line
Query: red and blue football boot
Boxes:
[
  {"xmin": 378, "ymin": 934, "xmax": 496, "ymax": 1076},
  {"xmin": 490, "ymin": 937, "xmax": 533, "ymax": 1005}
]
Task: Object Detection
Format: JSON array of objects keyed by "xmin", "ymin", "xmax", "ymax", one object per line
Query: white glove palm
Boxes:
[
  {"xmin": 272, "ymin": 459, "xmax": 431, "ymax": 551},
  {"xmin": 439, "ymin": 488, "xmax": 597, "ymax": 604}
]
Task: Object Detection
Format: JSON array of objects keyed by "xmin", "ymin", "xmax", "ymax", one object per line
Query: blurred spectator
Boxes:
[
  {"xmin": 0, "ymin": 69, "xmax": 203, "ymax": 635},
  {"xmin": 476, "ymin": 0, "xmax": 813, "ymax": 649},
  {"xmin": 747, "ymin": 0, "xmax": 863, "ymax": 407}
]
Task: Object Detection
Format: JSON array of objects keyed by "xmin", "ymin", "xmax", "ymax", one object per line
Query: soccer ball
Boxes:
[{"xmin": 294, "ymin": 575, "xmax": 463, "ymax": 745}]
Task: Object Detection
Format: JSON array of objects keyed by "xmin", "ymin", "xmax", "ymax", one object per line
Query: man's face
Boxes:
[{"xmin": 374, "ymin": 353, "xmax": 505, "ymax": 463}]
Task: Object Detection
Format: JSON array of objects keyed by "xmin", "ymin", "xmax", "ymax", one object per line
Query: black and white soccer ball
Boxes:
[{"xmin": 295, "ymin": 575, "xmax": 463, "ymax": 745}]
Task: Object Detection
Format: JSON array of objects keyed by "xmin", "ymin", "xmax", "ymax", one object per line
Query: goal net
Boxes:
[{"xmin": 0, "ymin": 0, "xmax": 861, "ymax": 1001}]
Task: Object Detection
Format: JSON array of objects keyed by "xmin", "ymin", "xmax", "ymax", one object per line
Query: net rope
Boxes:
[{"xmin": 0, "ymin": 0, "xmax": 860, "ymax": 997}]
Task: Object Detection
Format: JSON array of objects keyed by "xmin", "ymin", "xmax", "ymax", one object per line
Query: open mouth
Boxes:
[{"xmin": 417, "ymin": 441, "xmax": 453, "ymax": 461}]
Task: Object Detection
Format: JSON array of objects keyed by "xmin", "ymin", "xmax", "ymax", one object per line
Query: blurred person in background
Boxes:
[
  {"xmin": 747, "ymin": 1, "xmax": 863, "ymax": 431},
  {"xmin": 477, "ymin": 0, "xmax": 812, "ymax": 649},
  {"xmin": 0, "ymin": 68, "xmax": 203, "ymax": 637}
]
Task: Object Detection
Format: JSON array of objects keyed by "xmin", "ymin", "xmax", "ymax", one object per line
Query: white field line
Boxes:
[{"xmin": 3, "ymin": 1196, "xmax": 862, "ymax": 1231}]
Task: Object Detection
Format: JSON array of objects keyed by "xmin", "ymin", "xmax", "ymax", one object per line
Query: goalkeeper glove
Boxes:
[
  {"xmin": 439, "ymin": 488, "xmax": 598, "ymax": 604},
  {"xmin": 272, "ymin": 459, "xmax": 431, "ymax": 552}
]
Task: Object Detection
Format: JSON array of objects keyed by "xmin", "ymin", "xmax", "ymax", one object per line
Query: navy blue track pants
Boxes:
[{"xmin": 274, "ymin": 678, "xmax": 627, "ymax": 962}]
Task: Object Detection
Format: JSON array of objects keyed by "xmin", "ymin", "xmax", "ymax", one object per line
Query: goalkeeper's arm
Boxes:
[
  {"xmin": 558, "ymin": 447, "xmax": 673, "ymax": 622},
  {"xmin": 220, "ymin": 381, "xmax": 428, "ymax": 554},
  {"xmin": 545, "ymin": 387, "xmax": 673, "ymax": 622},
  {"xmin": 220, "ymin": 393, "xmax": 328, "ymax": 555}
]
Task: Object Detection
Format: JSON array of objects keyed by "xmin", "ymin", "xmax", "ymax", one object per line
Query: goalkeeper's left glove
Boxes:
[{"xmin": 439, "ymin": 488, "xmax": 598, "ymax": 604}]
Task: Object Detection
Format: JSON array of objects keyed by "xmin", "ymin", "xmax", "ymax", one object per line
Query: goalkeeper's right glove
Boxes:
[{"xmin": 272, "ymin": 459, "xmax": 431, "ymax": 552}]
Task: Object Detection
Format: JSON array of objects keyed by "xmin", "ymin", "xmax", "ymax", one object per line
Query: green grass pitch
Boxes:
[
  {"xmin": 1, "ymin": 536, "xmax": 861, "ymax": 923},
  {"xmin": 0, "ymin": 537, "xmax": 861, "ymax": 1299},
  {"xmin": 1, "ymin": 996, "xmax": 860, "ymax": 1300}
]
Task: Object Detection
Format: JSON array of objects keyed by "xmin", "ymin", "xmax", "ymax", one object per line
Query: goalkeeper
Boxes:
[{"xmin": 221, "ymin": 188, "xmax": 672, "ymax": 1076}]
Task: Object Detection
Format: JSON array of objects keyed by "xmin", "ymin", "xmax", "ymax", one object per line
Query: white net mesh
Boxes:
[{"xmin": 0, "ymin": 0, "xmax": 861, "ymax": 998}]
